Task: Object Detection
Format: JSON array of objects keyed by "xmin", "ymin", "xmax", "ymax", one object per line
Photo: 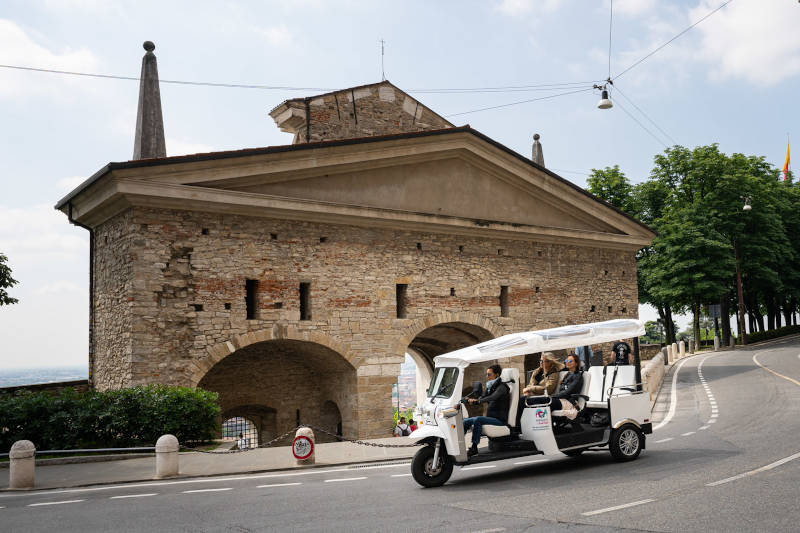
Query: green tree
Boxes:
[
  {"xmin": 587, "ymin": 165, "xmax": 633, "ymax": 212},
  {"xmin": 0, "ymin": 253, "xmax": 18, "ymax": 306}
]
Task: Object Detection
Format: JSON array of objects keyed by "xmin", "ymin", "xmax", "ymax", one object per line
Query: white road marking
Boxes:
[
  {"xmin": 0, "ymin": 463, "xmax": 409, "ymax": 500},
  {"xmin": 699, "ymin": 425, "xmax": 710, "ymax": 430},
  {"xmin": 513, "ymin": 459, "xmax": 547, "ymax": 465},
  {"xmin": 653, "ymin": 358, "xmax": 690, "ymax": 431},
  {"xmin": 467, "ymin": 529, "xmax": 506, "ymax": 533},
  {"xmin": 324, "ymin": 477, "xmax": 367, "ymax": 483},
  {"xmin": 182, "ymin": 488, "xmax": 233, "ymax": 494},
  {"xmin": 461, "ymin": 465, "xmax": 497, "ymax": 471},
  {"xmin": 681, "ymin": 432, "xmax": 696, "ymax": 436},
  {"xmin": 256, "ymin": 483, "xmax": 302, "ymax": 488},
  {"xmin": 654, "ymin": 438, "xmax": 673, "ymax": 443},
  {"xmin": 28, "ymin": 500, "xmax": 85, "ymax": 507},
  {"xmin": 707, "ymin": 451, "xmax": 800, "ymax": 486},
  {"xmin": 710, "ymin": 413, "xmax": 718, "ymax": 418},
  {"xmin": 708, "ymin": 419, "xmax": 717, "ymax": 424},
  {"xmin": 390, "ymin": 474, "xmax": 412, "ymax": 477},
  {"xmin": 582, "ymin": 499, "xmax": 657, "ymax": 516},
  {"xmin": 110, "ymin": 493, "xmax": 158, "ymax": 499}
]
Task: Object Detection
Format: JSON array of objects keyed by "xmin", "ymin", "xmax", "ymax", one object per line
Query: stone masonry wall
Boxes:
[
  {"xmin": 92, "ymin": 206, "xmax": 639, "ymax": 438},
  {"xmin": 288, "ymin": 83, "xmax": 452, "ymax": 144}
]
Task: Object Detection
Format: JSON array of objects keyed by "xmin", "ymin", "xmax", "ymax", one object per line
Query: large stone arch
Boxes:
[
  {"xmin": 394, "ymin": 311, "xmax": 505, "ymax": 361},
  {"xmin": 197, "ymin": 337, "xmax": 359, "ymax": 443},
  {"xmin": 191, "ymin": 324, "xmax": 360, "ymax": 388}
]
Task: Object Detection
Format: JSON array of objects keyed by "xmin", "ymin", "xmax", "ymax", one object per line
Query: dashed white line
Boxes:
[
  {"xmin": 708, "ymin": 419, "xmax": 717, "ymax": 424},
  {"xmin": 681, "ymin": 432, "xmax": 696, "ymax": 437},
  {"xmin": 461, "ymin": 465, "xmax": 497, "ymax": 471},
  {"xmin": 182, "ymin": 488, "xmax": 233, "ymax": 494},
  {"xmin": 256, "ymin": 483, "xmax": 302, "ymax": 488},
  {"xmin": 707, "ymin": 451, "xmax": 800, "ymax": 486},
  {"xmin": 513, "ymin": 459, "xmax": 547, "ymax": 465},
  {"xmin": 28, "ymin": 500, "xmax": 85, "ymax": 507},
  {"xmin": 109, "ymin": 493, "xmax": 158, "ymax": 499},
  {"xmin": 654, "ymin": 438, "xmax": 673, "ymax": 443},
  {"xmin": 699, "ymin": 425, "xmax": 710, "ymax": 430},
  {"xmin": 390, "ymin": 473, "xmax": 412, "ymax": 478},
  {"xmin": 467, "ymin": 528, "xmax": 506, "ymax": 533},
  {"xmin": 582, "ymin": 499, "xmax": 656, "ymax": 516},
  {"xmin": 324, "ymin": 477, "xmax": 367, "ymax": 483}
]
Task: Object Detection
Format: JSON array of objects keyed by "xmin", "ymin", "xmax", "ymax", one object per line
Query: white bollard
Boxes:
[
  {"xmin": 662, "ymin": 346, "xmax": 669, "ymax": 365},
  {"xmin": 293, "ymin": 427, "xmax": 315, "ymax": 466},
  {"xmin": 666, "ymin": 344, "xmax": 673, "ymax": 363},
  {"xmin": 9, "ymin": 440, "xmax": 36, "ymax": 489},
  {"xmin": 714, "ymin": 335, "xmax": 720, "ymax": 351},
  {"xmin": 155, "ymin": 434, "xmax": 179, "ymax": 479},
  {"xmin": 679, "ymin": 340, "xmax": 685, "ymax": 358},
  {"xmin": 671, "ymin": 343, "xmax": 678, "ymax": 360}
]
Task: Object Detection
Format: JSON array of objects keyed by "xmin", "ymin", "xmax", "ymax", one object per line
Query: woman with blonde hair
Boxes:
[{"xmin": 522, "ymin": 352, "xmax": 563, "ymax": 396}]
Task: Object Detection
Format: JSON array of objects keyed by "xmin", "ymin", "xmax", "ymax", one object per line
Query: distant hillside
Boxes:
[{"xmin": 0, "ymin": 366, "xmax": 88, "ymax": 388}]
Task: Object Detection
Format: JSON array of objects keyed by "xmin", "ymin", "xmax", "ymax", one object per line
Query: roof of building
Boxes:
[{"xmin": 55, "ymin": 125, "xmax": 653, "ymax": 235}]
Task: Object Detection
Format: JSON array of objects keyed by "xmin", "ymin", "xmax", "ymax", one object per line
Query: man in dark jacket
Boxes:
[{"xmin": 462, "ymin": 364, "xmax": 510, "ymax": 457}]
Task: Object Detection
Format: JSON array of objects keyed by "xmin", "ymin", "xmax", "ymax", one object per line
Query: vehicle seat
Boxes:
[
  {"xmin": 586, "ymin": 366, "xmax": 612, "ymax": 408},
  {"xmin": 611, "ymin": 365, "xmax": 637, "ymax": 397},
  {"xmin": 483, "ymin": 368, "xmax": 519, "ymax": 438},
  {"xmin": 552, "ymin": 371, "xmax": 591, "ymax": 417}
]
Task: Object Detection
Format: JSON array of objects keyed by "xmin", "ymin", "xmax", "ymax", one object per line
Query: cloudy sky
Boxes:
[{"xmin": 1, "ymin": 0, "xmax": 799, "ymax": 369}]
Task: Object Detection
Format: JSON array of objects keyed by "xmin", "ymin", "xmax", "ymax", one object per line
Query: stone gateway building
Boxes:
[{"xmin": 57, "ymin": 78, "xmax": 654, "ymax": 443}]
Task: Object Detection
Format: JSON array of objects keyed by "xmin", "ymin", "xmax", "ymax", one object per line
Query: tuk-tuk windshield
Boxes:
[{"xmin": 427, "ymin": 367, "xmax": 459, "ymax": 398}]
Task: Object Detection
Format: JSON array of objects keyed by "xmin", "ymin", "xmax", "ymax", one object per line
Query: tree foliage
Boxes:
[{"xmin": 0, "ymin": 253, "xmax": 18, "ymax": 306}]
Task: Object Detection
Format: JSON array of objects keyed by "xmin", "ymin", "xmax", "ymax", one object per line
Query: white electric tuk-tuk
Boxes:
[{"xmin": 409, "ymin": 319, "xmax": 652, "ymax": 487}]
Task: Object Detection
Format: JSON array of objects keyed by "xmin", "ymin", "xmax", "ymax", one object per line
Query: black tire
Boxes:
[
  {"xmin": 563, "ymin": 448, "xmax": 585, "ymax": 457},
  {"xmin": 609, "ymin": 424, "xmax": 643, "ymax": 462},
  {"xmin": 411, "ymin": 443, "xmax": 454, "ymax": 488}
]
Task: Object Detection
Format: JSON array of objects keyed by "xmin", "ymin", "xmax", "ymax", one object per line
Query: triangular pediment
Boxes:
[{"xmin": 215, "ymin": 157, "xmax": 623, "ymax": 235}]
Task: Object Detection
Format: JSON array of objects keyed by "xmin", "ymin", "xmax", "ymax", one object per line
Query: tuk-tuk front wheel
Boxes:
[
  {"xmin": 609, "ymin": 424, "xmax": 643, "ymax": 462},
  {"xmin": 411, "ymin": 443, "xmax": 453, "ymax": 488}
]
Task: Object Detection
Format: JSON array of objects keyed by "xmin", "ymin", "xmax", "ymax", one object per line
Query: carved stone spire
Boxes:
[
  {"xmin": 133, "ymin": 41, "xmax": 166, "ymax": 159},
  {"xmin": 532, "ymin": 133, "xmax": 544, "ymax": 167}
]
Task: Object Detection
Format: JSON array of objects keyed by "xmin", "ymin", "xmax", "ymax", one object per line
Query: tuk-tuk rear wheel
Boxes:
[
  {"xmin": 609, "ymin": 424, "xmax": 643, "ymax": 462},
  {"xmin": 411, "ymin": 443, "xmax": 453, "ymax": 488}
]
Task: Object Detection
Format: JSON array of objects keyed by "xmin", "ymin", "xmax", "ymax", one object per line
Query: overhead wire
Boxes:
[
  {"xmin": 612, "ymin": 0, "xmax": 733, "ymax": 81},
  {"xmin": 612, "ymin": 84, "xmax": 678, "ymax": 146},
  {"xmin": 445, "ymin": 87, "xmax": 594, "ymax": 117},
  {"xmin": 607, "ymin": 0, "xmax": 614, "ymax": 80},
  {"xmin": 613, "ymin": 98, "xmax": 669, "ymax": 148}
]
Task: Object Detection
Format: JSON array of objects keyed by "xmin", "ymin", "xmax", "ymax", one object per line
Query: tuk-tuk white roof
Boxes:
[{"xmin": 433, "ymin": 319, "xmax": 645, "ymax": 368}]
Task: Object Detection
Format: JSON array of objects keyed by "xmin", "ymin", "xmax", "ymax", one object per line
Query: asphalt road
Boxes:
[{"xmin": 2, "ymin": 336, "xmax": 800, "ymax": 532}]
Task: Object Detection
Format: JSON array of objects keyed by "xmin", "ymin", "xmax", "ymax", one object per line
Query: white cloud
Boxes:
[
  {"xmin": 56, "ymin": 176, "xmax": 86, "ymax": 192},
  {"xmin": 256, "ymin": 25, "xmax": 294, "ymax": 48},
  {"xmin": 0, "ymin": 204, "xmax": 88, "ymax": 268},
  {"xmin": 690, "ymin": 0, "xmax": 800, "ymax": 86},
  {"xmin": 34, "ymin": 280, "xmax": 83, "ymax": 295},
  {"xmin": 42, "ymin": 0, "xmax": 124, "ymax": 15},
  {"xmin": 614, "ymin": 0, "xmax": 656, "ymax": 16},
  {"xmin": 495, "ymin": 0, "xmax": 563, "ymax": 16},
  {"xmin": 0, "ymin": 18, "xmax": 99, "ymax": 100},
  {"xmin": 167, "ymin": 138, "xmax": 216, "ymax": 156}
]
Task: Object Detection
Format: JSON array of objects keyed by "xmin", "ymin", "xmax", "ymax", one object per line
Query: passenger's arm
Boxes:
[
  {"xmin": 552, "ymin": 374, "xmax": 582, "ymax": 399},
  {"xmin": 479, "ymin": 383, "xmax": 509, "ymax": 404},
  {"xmin": 544, "ymin": 372, "xmax": 560, "ymax": 395}
]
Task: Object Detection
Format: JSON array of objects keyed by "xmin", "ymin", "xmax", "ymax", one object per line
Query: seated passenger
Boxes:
[
  {"xmin": 462, "ymin": 364, "xmax": 510, "ymax": 457},
  {"xmin": 522, "ymin": 352, "xmax": 563, "ymax": 396},
  {"xmin": 527, "ymin": 355, "xmax": 583, "ymax": 419}
]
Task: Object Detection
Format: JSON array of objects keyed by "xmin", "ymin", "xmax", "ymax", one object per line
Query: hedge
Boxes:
[
  {"xmin": 736, "ymin": 324, "xmax": 800, "ymax": 345},
  {"xmin": 0, "ymin": 385, "xmax": 220, "ymax": 453}
]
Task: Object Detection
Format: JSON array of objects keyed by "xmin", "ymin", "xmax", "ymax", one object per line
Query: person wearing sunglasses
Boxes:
[
  {"xmin": 462, "ymin": 364, "xmax": 510, "ymax": 457},
  {"xmin": 527, "ymin": 355, "xmax": 583, "ymax": 418}
]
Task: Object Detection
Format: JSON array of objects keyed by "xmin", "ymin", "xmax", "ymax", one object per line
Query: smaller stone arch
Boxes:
[
  {"xmin": 393, "ymin": 311, "xmax": 505, "ymax": 359},
  {"xmin": 222, "ymin": 405, "xmax": 277, "ymax": 447},
  {"xmin": 318, "ymin": 400, "xmax": 343, "ymax": 444},
  {"xmin": 191, "ymin": 324, "xmax": 360, "ymax": 388}
]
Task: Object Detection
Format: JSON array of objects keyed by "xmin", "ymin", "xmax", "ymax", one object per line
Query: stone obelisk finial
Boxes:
[
  {"xmin": 532, "ymin": 133, "xmax": 544, "ymax": 167},
  {"xmin": 133, "ymin": 41, "xmax": 166, "ymax": 159}
]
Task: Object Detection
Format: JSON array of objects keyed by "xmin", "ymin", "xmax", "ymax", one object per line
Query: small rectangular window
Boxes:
[
  {"xmin": 246, "ymin": 279, "xmax": 258, "ymax": 320},
  {"xmin": 500, "ymin": 286, "xmax": 509, "ymax": 317},
  {"xmin": 300, "ymin": 282, "xmax": 311, "ymax": 321},
  {"xmin": 224, "ymin": 303, "xmax": 231, "ymax": 310},
  {"xmin": 201, "ymin": 228, "xmax": 209, "ymax": 235},
  {"xmin": 191, "ymin": 304, "xmax": 203, "ymax": 312},
  {"xmin": 396, "ymin": 284, "xmax": 408, "ymax": 318},
  {"xmin": 450, "ymin": 287, "xmax": 456, "ymax": 296},
  {"xmin": 590, "ymin": 305, "xmax": 596, "ymax": 312},
  {"xmin": 608, "ymin": 306, "xmax": 612, "ymax": 313}
]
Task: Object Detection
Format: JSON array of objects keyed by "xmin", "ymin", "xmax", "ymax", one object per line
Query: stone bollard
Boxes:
[
  {"xmin": 155, "ymin": 434, "xmax": 179, "ymax": 479},
  {"xmin": 9, "ymin": 440, "xmax": 36, "ymax": 489},
  {"xmin": 662, "ymin": 346, "xmax": 669, "ymax": 365},
  {"xmin": 671, "ymin": 343, "xmax": 678, "ymax": 360},
  {"xmin": 293, "ymin": 427, "xmax": 315, "ymax": 466},
  {"xmin": 679, "ymin": 340, "xmax": 685, "ymax": 358},
  {"xmin": 666, "ymin": 344, "xmax": 673, "ymax": 363},
  {"xmin": 714, "ymin": 335, "xmax": 720, "ymax": 351},
  {"xmin": 730, "ymin": 336, "xmax": 736, "ymax": 348}
]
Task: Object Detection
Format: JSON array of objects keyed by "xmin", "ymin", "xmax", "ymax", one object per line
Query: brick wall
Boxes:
[{"xmin": 91, "ymin": 206, "xmax": 639, "ymax": 438}]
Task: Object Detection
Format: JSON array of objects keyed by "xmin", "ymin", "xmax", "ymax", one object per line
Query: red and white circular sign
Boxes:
[{"xmin": 292, "ymin": 435, "xmax": 314, "ymax": 460}]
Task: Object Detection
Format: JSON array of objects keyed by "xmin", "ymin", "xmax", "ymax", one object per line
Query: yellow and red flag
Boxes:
[{"xmin": 783, "ymin": 141, "xmax": 791, "ymax": 180}]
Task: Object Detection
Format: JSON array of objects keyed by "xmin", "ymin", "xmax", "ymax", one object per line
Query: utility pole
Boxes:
[
  {"xmin": 735, "ymin": 240, "xmax": 747, "ymax": 345},
  {"xmin": 380, "ymin": 39, "xmax": 386, "ymax": 81}
]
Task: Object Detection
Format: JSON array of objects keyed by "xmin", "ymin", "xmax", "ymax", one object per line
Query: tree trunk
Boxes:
[
  {"xmin": 664, "ymin": 304, "xmax": 676, "ymax": 345},
  {"xmin": 782, "ymin": 299, "xmax": 791, "ymax": 328},
  {"xmin": 692, "ymin": 300, "xmax": 701, "ymax": 350},
  {"xmin": 720, "ymin": 294, "xmax": 732, "ymax": 346},
  {"xmin": 765, "ymin": 294, "xmax": 776, "ymax": 330}
]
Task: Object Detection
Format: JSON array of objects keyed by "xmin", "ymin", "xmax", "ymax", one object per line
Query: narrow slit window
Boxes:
[
  {"xmin": 201, "ymin": 228, "xmax": 209, "ymax": 235},
  {"xmin": 270, "ymin": 233, "xmax": 278, "ymax": 240},
  {"xmin": 458, "ymin": 245, "xmax": 464, "ymax": 253},
  {"xmin": 500, "ymin": 286, "xmax": 509, "ymax": 317},
  {"xmin": 246, "ymin": 279, "xmax": 258, "ymax": 320},
  {"xmin": 396, "ymin": 284, "xmax": 408, "ymax": 318},
  {"xmin": 450, "ymin": 287, "xmax": 456, "ymax": 296},
  {"xmin": 590, "ymin": 305, "xmax": 596, "ymax": 312},
  {"xmin": 535, "ymin": 286, "xmax": 540, "ymax": 293},
  {"xmin": 608, "ymin": 306, "xmax": 612, "ymax": 313},
  {"xmin": 416, "ymin": 242, "xmax": 422, "ymax": 250},
  {"xmin": 300, "ymin": 282, "xmax": 311, "ymax": 321}
]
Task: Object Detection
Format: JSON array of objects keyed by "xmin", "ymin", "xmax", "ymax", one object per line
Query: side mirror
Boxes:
[{"xmin": 472, "ymin": 381, "xmax": 483, "ymax": 396}]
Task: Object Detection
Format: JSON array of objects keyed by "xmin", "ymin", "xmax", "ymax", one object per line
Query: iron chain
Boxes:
[{"xmin": 179, "ymin": 425, "xmax": 423, "ymax": 454}]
